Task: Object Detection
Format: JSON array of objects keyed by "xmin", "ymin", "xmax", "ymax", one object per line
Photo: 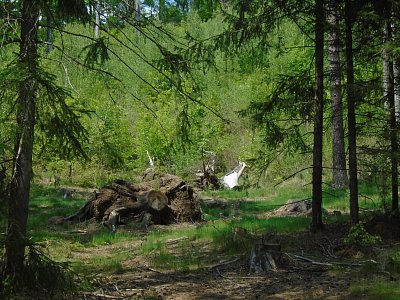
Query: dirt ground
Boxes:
[{"xmin": 77, "ymin": 220, "xmax": 398, "ymax": 300}]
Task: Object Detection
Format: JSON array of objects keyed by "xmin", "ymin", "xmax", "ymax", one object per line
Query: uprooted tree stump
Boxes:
[
  {"xmin": 249, "ymin": 243, "xmax": 281, "ymax": 273},
  {"xmin": 64, "ymin": 174, "xmax": 202, "ymax": 228}
]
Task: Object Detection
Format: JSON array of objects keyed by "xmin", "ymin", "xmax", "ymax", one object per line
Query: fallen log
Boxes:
[{"xmin": 200, "ymin": 198, "xmax": 228, "ymax": 209}]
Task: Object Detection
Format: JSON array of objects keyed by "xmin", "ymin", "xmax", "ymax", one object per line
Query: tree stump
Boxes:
[{"xmin": 249, "ymin": 243, "xmax": 281, "ymax": 273}]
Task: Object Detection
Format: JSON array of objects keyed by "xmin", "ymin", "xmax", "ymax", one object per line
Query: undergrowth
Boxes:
[{"xmin": 1, "ymin": 182, "xmax": 397, "ymax": 298}]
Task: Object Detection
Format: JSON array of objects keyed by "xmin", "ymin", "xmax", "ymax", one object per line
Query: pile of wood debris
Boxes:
[{"xmin": 63, "ymin": 173, "xmax": 202, "ymax": 229}]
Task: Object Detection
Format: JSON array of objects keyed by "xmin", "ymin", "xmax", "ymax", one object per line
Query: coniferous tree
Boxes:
[
  {"xmin": 327, "ymin": 0, "xmax": 348, "ymax": 189},
  {"xmin": 311, "ymin": 0, "xmax": 325, "ymax": 231},
  {"xmin": 345, "ymin": 0, "xmax": 359, "ymax": 224},
  {"xmin": 385, "ymin": 25, "xmax": 399, "ymax": 211},
  {"xmin": 1, "ymin": 0, "xmax": 89, "ymax": 288}
]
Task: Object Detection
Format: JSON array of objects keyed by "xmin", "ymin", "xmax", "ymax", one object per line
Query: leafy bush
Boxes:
[{"xmin": 344, "ymin": 223, "xmax": 381, "ymax": 249}]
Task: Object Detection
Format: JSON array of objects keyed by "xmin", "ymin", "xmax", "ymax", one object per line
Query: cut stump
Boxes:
[{"xmin": 249, "ymin": 243, "xmax": 281, "ymax": 273}]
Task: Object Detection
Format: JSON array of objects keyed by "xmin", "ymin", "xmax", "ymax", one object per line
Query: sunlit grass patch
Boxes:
[
  {"xmin": 323, "ymin": 183, "xmax": 385, "ymax": 212},
  {"xmin": 350, "ymin": 281, "xmax": 400, "ymax": 300},
  {"xmin": 28, "ymin": 185, "xmax": 87, "ymax": 231},
  {"xmin": 90, "ymin": 230, "xmax": 137, "ymax": 246},
  {"xmin": 141, "ymin": 215, "xmax": 311, "ymax": 270},
  {"xmin": 71, "ymin": 254, "xmax": 125, "ymax": 276}
]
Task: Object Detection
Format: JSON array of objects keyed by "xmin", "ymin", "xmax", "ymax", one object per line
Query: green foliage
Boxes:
[
  {"xmin": 350, "ymin": 281, "xmax": 400, "ymax": 300},
  {"xmin": 344, "ymin": 224, "xmax": 382, "ymax": 250},
  {"xmin": 82, "ymin": 37, "xmax": 111, "ymax": 67},
  {"xmin": 387, "ymin": 251, "xmax": 400, "ymax": 273}
]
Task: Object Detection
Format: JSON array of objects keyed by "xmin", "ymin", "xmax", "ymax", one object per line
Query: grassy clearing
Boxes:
[
  {"xmin": 2, "ymin": 182, "xmax": 397, "ymax": 297},
  {"xmin": 202, "ymin": 182, "xmax": 384, "ymax": 213},
  {"xmin": 350, "ymin": 281, "xmax": 400, "ymax": 300}
]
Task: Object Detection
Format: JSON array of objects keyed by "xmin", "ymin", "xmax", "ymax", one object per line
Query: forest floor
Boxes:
[{"xmin": 76, "ymin": 216, "xmax": 399, "ymax": 300}]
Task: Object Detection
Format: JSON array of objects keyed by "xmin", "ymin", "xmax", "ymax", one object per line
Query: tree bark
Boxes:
[
  {"xmin": 311, "ymin": 0, "xmax": 324, "ymax": 232},
  {"xmin": 394, "ymin": 59, "xmax": 400, "ymax": 119},
  {"xmin": 345, "ymin": 0, "xmax": 359, "ymax": 224},
  {"xmin": 94, "ymin": 1, "xmax": 101, "ymax": 38},
  {"xmin": 46, "ymin": 13, "xmax": 53, "ymax": 52},
  {"xmin": 4, "ymin": 0, "xmax": 39, "ymax": 281},
  {"xmin": 328, "ymin": 0, "xmax": 348, "ymax": 189},
  {"xmin": 383, "ymin": 21, "xmax": 399, "ymax": 211},
  {"xmin": 134, "ymin": 0, "xmax": 141, "ymax": 36}
]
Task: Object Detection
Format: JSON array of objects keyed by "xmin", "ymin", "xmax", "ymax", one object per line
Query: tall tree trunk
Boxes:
[
  {"xmin": 328, "ymin": 0, "xmax": 348, "ymax": 189},
  {"xmin": 94, "ymin": 1, "xmax": 101, "ymax": 38},
  {"xmin": 394, "ymin": 59, "xmax": 400, "ymax": 119},
  {"xmin": 311, "ymin": 0, "xmax": 324, "ymax": 232},
  {"xmin": 393, "ymin": 6, "xmax": 400, "ymax": 118},
  {"xmin": 383, "ymin": 21, "xmax": 399, "ymax": 211},
  {"xmin": 3, "ymin": 0, "xmax": 39, "ymax": 281},
  {"xmin": 159, "ymin": 0, "xmax": 165, "ymax": 22},
  {"xmin": 46, "ymin": 14, "xmax": 53, "ymax": 52},
  {"xmin": 134, "ymin": 0, "xmax": 141, "ymax": 36},
  {"xmin": 345, "ymin": 0, "xmax": 359, "ymax": 224}
]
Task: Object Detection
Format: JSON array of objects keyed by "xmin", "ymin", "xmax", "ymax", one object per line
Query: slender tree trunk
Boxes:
[
  {"xmin": 328, "ymin": 0, "xmax": 348, "ymax": 189},
  {"xmin": 134, "ymin": 0, "xmax": 141, "ymax": 36},
  {"xmin": 46, "ymin": 14, "xmax": 53, "ymax": 52},
  {"xmin": 383, "ymin": 22, "xmax": 399, "ymax": 211},
  {"xmin": 345, "ymin": 0, "xmax": 359, "ymax": 224},
  {"xmin": 311, "ymin": 0, "xmax": 324, "ymax": 232},
  {"xmin": 94, "ymin": 1, "xmax": 101, "ymax": 38},
  {"xmin": 393, "ymin": 2, "xmax": 400, "ymax": 116},
  {"xmin": 159, "ymin": 0, "xmax": 165, "ymax": 22},
  {"xmin": 394, "ymin": 59, "xmax": 400, "ymax": 119},
  {"xmin": 383, "ymin": 23, "xmax": 391, "ymax": 108},
  {"xmin": 4, "ymin": 0, "xmax": 39, "ymax": 281}
]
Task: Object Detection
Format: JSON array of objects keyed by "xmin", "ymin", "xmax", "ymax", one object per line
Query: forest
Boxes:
[{"xmin": 1, "ymin": 0, "xmax": 400, "ymax": 299}]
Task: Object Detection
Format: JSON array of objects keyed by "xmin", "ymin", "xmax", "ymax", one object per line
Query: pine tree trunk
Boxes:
[
  {"xmin": 394, "ymin": 59, "xmax": 400, "ymax": 119},
  {"xmin": 311, "ymin": 0, "xmax": 324, "ymax": 232},
  {"xmin": 134, "ymin": 0, "xmax": 141, "ymax": 36},
  {"xmin": 46, "ymin": 14, "xmax": 53, "ymax": 52},
  {"xmin": 345, "ymin": 0, "xmax": 359, "ymax": 224},
  {"xmin": 4, "ymin": 0, "xmax": 39, "ymax": 281},
  {"xmin": 383, "ymin": 21, "xmax": 399, "ymax": 211},
  {"xmin": 94, "ymin": 2, "xmax": 100, "ymax": 38},
  {"xmin": 328, "ymin": 0, "xmax": 348, "ymax": 189}
]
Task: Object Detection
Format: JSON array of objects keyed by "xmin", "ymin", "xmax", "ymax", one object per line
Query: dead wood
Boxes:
[
  {"xmin": 200, "ymin": 198, "xmax": 228, "ymax": 209},
  {"xmin": 65, "ymin": 174, "xmax": 202, "ymax": 227},
  {"xmin": 216, "ymin": 268, "xmax": 266, "ymax": 280},
  {"xmin": 249, "ymin": 243, "xmax": 281, "ymax": 273},
  {"xmin": 208, "ymin": 257, "xmax": 240, "ymax": 270},
  {"xmin": 285, "ymin": 252, "xmax": 371, "ymax": 267}
]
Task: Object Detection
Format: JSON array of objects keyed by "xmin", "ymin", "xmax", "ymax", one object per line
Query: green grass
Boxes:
[
  {"xmin": 71, "ymin": 253, "xmax": 126, "ymax": 276},
  {"xmin": 350, "ymin": 281, "xmax": 400, "ymax": 299},
  {"xmin": 90, "ymin": 230, "xmax": 137, "ymax": 246},
  {"xmin": 140, "ymin": 215, "xmax": 312, "ymax": 269},
  {"xmin": 4, "ymin": 181, "xmax": 394, "ymax": 283},
  {"xmin": 28, "ymin": 185, "xmax": 87, "ymax": 230}
]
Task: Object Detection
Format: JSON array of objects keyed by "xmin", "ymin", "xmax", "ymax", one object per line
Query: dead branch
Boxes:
[
  {"xmin": 82, "ymin": 292, "xmax": 123, "ymax": 299},
  {"xmin": 207, "ymin": 257, "xmax": 240, "ymax": 270},
  {"xmin": 285, "ymin": 253, "xmax": 368, "ymax": 267},
  {"xmin": 216, "ymin": 268, "xmax": 266, "ymax": 280}
]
